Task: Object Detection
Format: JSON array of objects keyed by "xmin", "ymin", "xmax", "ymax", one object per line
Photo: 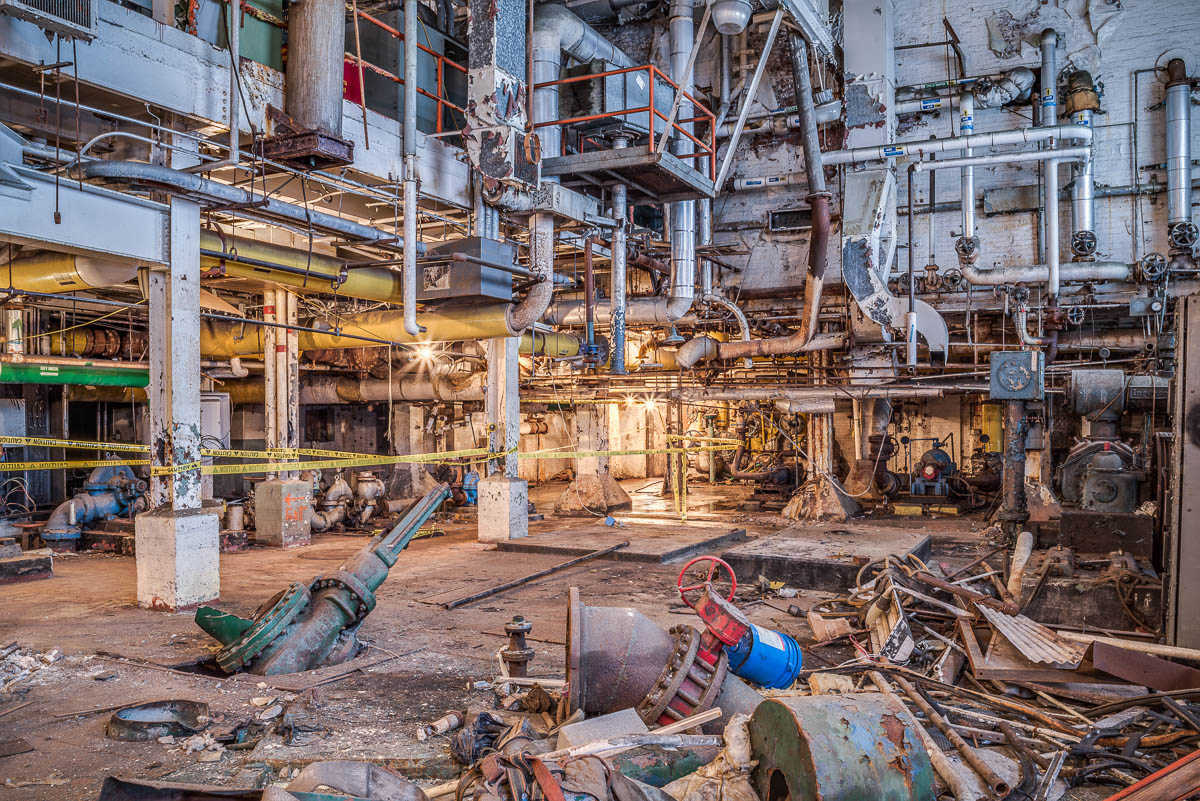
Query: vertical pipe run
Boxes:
[
  {"xmin": 5, "ymin": 304, "xmax": 23, "ymax": 355},
  {"xmin": 1166, "ymin": 59, "xmax": 1193, "ymax": 225},
  {"xmin": 789, "ymin": 32, "xmax": 829, "ymax": 346},
  {"xmin": 227, "ymin": 0, "xmax": 240, "ymax": 167},
  {"xmin": 668, "ymin": 0, "xmax": 696, "ymax": 320},
  {"xmin": 1040, "ymin": 29, "xmax": 1060, "ymax": 302},
  {"xmin": 958, "ymin": 90, "xmax": 975, "ymax": 240},
  {"xmin": 583, "ymin": 237, "xmax": 596, "ymax": 363},
  {"xmin": 274, "ymin": 289, "xmax": 288, "ymax": 474},
  {"xmin": 998, "ymin": 400, "xmax": 1030, "ymax": 538},
  {"xmin": 1165, "ymin": 58, "xmax": 1195, "ymax": 264},
  {"xmin": 402, "ymin": 0, "xmax": 422, "ymax": 336},
  {"xmin": 905, "ymin": 165, "xmax": 918, "ymax": 370},
  {"xmin": 1069, "ymin": 108, "xmax": 1095, "ymax": 243},
  {"xmin": 263, "ymin": 291, "xmax": 278, "ymax": 480},
  {"xmin": 611, "ymin": 137, "xmax": 629, "ymax": 375}
]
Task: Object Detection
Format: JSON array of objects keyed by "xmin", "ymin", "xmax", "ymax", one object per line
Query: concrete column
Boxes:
[
  {"xmin": 479, "ymin": 336, "xmax": 528, "ymax": 541},
  {"xmin": 135, "ymin": 130, "xmax": 220, "ymax": 611},
  {"xmin": 555, "ymin": 403, "xmax": 632, "ymax": 515},
  {"xmin": 256, "ymin": 288, "xmax": 310, "ymax": 547}
]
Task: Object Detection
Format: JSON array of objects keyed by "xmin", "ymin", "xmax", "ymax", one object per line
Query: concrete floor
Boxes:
[{"xmin": 0, "ymin": 479, "xmax": 992, "ymax": 800}]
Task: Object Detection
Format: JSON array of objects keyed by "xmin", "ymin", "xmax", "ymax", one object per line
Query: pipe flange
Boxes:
[
  {"xmin": 1169, "ymin": 221, "xmax": 1198, "ymax": 251},
  {"xmin": 215, "ymin": 581, "xmax": 311, "ymax": 672},
  {"xmin": 635, "ymin": 625, "xmax": 728, "ymax": 726},
  {"xmin": 1070, "ymin": 230, "xmax": 1098, "ymax": 258},
  {"xmin": 312, "ymin": 569, "xmax": 377, "ymax": 623}
]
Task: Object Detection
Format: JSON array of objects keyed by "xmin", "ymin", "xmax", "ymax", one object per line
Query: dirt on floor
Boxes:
[{"xmin": 0, "ymin": 479, "xmax": 991, "ymax": 800}]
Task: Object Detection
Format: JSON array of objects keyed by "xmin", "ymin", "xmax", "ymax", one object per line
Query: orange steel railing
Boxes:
[
  {"xmin": 354, "ymin": 10, "xmax": 467, "ymax": 134},
  {"xmin": 533, "ymin": 64, "xmax": 717, "ymax": 182}
]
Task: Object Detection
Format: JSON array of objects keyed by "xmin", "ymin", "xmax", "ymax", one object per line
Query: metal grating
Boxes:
[{"xmin": 0, "ymin": 0, "xmax": 95, "ymax": 38}]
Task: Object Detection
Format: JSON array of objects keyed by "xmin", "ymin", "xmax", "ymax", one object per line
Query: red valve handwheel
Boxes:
[{"xmin": 676, "ymin": 555, "xmax": 737, "ymax": 609}]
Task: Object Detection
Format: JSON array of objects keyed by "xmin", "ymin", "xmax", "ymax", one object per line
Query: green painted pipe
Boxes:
[{"xmin": 0, "ymin": 362, "xmax": 150, "ymax": 387}]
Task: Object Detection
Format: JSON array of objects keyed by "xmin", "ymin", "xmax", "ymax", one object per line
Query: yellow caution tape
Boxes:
[
  {"xmin": 150, "ymin": 460, "xmax": 202, "ymax": 476},
  {"xmin": 0, "ymin": 458, "xmax": 152, "ymax": 471},
  {"xmin": 0, "ymin": 435, "xmax": 152, "ymax": 453}
]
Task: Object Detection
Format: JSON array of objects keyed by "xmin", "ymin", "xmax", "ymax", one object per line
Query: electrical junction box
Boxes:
[
  {"xmin": 419, "ymin": 237, "xmax": 515, "ymax": 303},
  {"xmin": 989, "ymin": 351, "xmax": 1045, "ymax": 400}
]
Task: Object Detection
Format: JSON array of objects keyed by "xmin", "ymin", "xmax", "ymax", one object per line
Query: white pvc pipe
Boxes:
[{"xmin": 912, "ymin": 146, "xmax": 1090, "ymax": 172}]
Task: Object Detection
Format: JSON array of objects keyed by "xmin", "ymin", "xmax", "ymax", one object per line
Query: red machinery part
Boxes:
[{"xmin": 676, "ymin": 555, "xmax": 738, "ymax": 608}]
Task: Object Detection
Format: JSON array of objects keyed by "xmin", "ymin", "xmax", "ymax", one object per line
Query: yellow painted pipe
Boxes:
[
  {"xmin": 199, "ymin": 311, "xmax": 580, "ymax": 359},
  {"xmin": 200, "ymin": 232, "xmax": 406, "ymax": 303},
  {"xmin": 4, "ymin": 253, "xmax": 139, "ymax": 293}
]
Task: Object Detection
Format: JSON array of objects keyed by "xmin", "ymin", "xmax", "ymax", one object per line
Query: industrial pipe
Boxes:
[
  {"xmin": 912, "ymin": 146, "xmax": 1090, "ymax": 173},
  {"xmin": 821, "ymin": 124, "xmax": 1091, "ymax": 166},
  {"xmin": 959, "ymin": 89, "xmax": 976, "ymax": 247},
  {"xmin": 0, "ymin": 360, "xmax": 149, "ymax": 387},
  {"xmin": 671, "ymin": 383, "xmax": 981, "ymax": 403},
  {"xmin": 1039, "ymin": 31, "xmax": 1061, "ymax": 305},
  {"xmin": 0, "ymin": 252, "xmax": 139, "ymax": 293},
  {"xmin": 1166, "ymin": 59, "xmax": 1197, "ymax": 262},
  {"xmin": 674, "ymin": 33, "xmax": 828, "ymax": 369},
  {"xmin": 611, "ymin": 139, "xmax": 630, "ymax": 374},
  {"xmin": 997, "ymin": 400, "xmax": 1030, "ymax": 537},
  {"xmin": 667, "ymin": 0, "xmax": 697, "ymax": 325},
  {"xmin": 1065, "ymin": 71, "xmax": 1099, "ymax": 258},
  {"xmin": 961, "ymin": 260, "xmax": 1130, "ymax": 286},
  {"xmin": 220, "ymin": 370, "xmax": 485, "ymax": 405},
  {"xmin": 81, "ymin": 161, "xmax": 419, "ymax": 253}
]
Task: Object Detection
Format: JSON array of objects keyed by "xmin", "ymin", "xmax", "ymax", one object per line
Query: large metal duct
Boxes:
[{"xmin": 285, "ymin": 0, "xmax": 344, "ymax": 136}]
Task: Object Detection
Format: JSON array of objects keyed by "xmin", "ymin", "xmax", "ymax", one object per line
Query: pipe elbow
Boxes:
[
  {"xmin": 665, "ymin": 292, "xmax": 695, "ymax": 321},
  {"xmin": 506, "ymin": 279, "xmax": 554, "ymax": 333},
  {"xmin": 675, "ymin": 336, "xmax": 719, "ymax": 369}
]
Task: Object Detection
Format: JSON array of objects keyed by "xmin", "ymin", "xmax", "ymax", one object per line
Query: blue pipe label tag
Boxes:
[
  {"xmin": 921, "ymin": 98, "xmax": 940, "ymax": 110},
  {"xmin": 883, "ymin": 146, "xmax": 904, "ymax": 157}
]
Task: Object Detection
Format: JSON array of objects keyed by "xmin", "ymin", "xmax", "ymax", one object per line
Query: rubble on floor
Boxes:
[{"xmin": 6, "ymin": 541, "xmax": 1199, "ymax": 801}]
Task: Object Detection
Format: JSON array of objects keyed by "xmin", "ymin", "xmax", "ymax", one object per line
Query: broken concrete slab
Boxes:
[
  {"xmin": 720, "ymin": 524, "xmax": 932, "ymax": 592},
  {"xmin": 0, "ymin": 549, "xmax": 53, "ymax": 583}
]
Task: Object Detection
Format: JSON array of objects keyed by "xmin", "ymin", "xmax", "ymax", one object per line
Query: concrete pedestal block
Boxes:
[
  {"xmin": 783, "ymin": 474, "xmax": 861, "ymax": 522},
  {"xmin": 135, "ymin": 506, "xmax": 220, "ymax": 611},
  {"xmin": 478, "ymin": 474, "xmax": 528, "ymax": 542},
  {"xmin": 554, "ymin": 474, "xmax": 633, "ymax": 516},
  {"xmin": 255, "ymin": 479, "xmax": 312, "ymax": 548}
]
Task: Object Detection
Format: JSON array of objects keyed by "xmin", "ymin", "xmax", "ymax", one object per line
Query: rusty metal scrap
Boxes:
[{"xmin": 976, "ymin": 604, "xmax": 1088, "ymax": 668}]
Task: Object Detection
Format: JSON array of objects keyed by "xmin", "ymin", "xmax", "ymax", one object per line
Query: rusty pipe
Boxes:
[
  {"xmin": 891, "ymin": 673, "xmax": 1010, "ymax": 796},
  {"xmin": 911, "ymin": 571, "xmax": 1020, "ymax": 615}
]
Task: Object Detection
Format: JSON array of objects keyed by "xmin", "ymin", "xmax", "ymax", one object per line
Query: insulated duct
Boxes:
[
  {"xmin": 219, "ymin": 371, "xmax": 486, "ymax": 404},
  {"xmin": 0, "ymin": 253, "xmax": 139, "ymax": 293},
  {"xmin": 666, "ymin": 0, "xmax": 697, "ymax": 324},
  {"xmin": 960, "ymin": 261, "xmax": 1131, "ymax": 286},
  {"xmin": 675, "ymin": 33, "xmax": 829, "ymax": 369},
  {"xmin": 50, "ymin": 313, "xmax": 580, "ymax": 359},
  {"xmin": 1166, "ymin": 58, "xmax": 1197, "ymax": 260}
]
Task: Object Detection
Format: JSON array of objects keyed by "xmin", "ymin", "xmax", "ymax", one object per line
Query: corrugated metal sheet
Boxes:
[{"xmin": 977, "ymin": 604, "xmax": 1088, "ymax": 668}]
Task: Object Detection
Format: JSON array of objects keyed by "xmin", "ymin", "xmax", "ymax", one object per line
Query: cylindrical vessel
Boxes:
[
  {"xmin": 725, "ymin": 623, "xmax": 803, "ymax": 689},
  {"xmin": 1166, "ymin": 59, "xmax": 1193, "ymax": 226},
  {"xmin": 749, "ymin": 694, "xmax": 935, "ymax": 801}
]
